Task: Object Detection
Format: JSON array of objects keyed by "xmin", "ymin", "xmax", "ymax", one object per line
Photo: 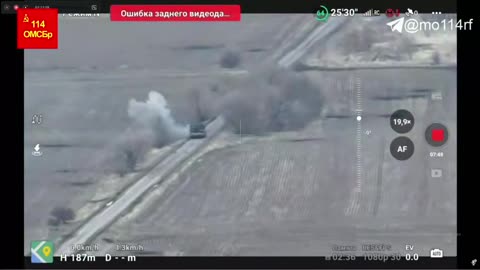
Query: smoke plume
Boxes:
[
  {"xmin": 100, "ymin": 91, "xmax": 189, "ymax": 175},
  {"xmin": 99, "ymin": 68, "xmax": 324, "ymax": 175},
  {"xmin": 127, "ymin": 91, "xmax": 189, "ymax": 147},
  {"xmin": 211, "ymin": 68, "xmax": 325, "ymax": 134}
]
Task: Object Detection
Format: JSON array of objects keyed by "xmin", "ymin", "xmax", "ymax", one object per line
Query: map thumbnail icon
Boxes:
[{"xmin": 31, "ymin": 240, "xmax": 54, "ymax": 263}]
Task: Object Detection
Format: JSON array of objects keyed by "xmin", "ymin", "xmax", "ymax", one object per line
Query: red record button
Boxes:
[
  {"xmin": 432, "ymin": 129, "xmax": 445, "ymax": 142},
  {"xmin": 425, "ymin": 123, "xmax": 448, "ymax": 146}
]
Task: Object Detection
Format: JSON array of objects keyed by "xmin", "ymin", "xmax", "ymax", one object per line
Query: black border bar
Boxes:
[
  {"xmin": 3, "ymin": 0, "xmax": 477, "ymax": 268},
  {"xmin": 2, "ymin": 0, "xmax": 457, "ymax": 13},
  {"xmin": 1, "ymin": 10, "xmax": 25, "ymax": 270},
  {"xmin": 2, "ymin": 1, "xmax": 99, "ymax": 14},
  {"xmin": 457, "ymin": 0, "xmax": 480, "ymax": 268},
  {"xmin": 99, "ymin": 0, "xmax": 457, "ymax": 13},
  {"xmin": 25, "ymin": 256, "xmax": 457, "ymax": 269}
]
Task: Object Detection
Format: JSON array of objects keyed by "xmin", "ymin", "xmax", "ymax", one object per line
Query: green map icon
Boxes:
[{"xmin": 31, "ymin": 241, "xmax": 54, "ymax": 263}]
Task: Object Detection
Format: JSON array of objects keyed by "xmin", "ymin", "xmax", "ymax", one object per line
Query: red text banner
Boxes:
[{"xmin": 110, "ymin": 5, "xmax": 241, "ymax": 22}]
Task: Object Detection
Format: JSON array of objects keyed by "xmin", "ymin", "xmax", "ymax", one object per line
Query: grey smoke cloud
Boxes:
[
  {"xmin": 100, "ymin": 91, "xmax": 189, "ymax": 175},
  {"xmin": 128, "ymin": 91, "xmax": 189, "ymax": 147},
  {"xmin": 213, "ymin": 68, "xmax": 325, "ymax": 134},
  {"xmin": 97, "ymin": 68, "xmax": 324, "ymax": 175}
]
